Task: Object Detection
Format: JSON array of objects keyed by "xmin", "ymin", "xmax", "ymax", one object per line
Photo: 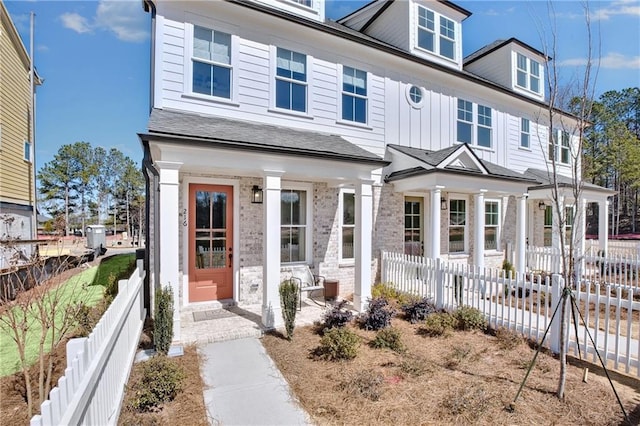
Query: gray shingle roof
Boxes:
[
  {"xmin": 524, "ymin": 168, "xmax": 614, "ymax": 193},
  {"xmin": 145, "ymin": 108, "xmax": 386, "ymax": 164}
]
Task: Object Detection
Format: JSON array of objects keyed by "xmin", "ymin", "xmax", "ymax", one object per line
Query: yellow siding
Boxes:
[{"xmin": 0, "ymin": 1, "xmax": 34, "ymax": 206}]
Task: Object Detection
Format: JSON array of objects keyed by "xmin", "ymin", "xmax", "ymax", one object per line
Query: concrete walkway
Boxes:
[{"xmin": 199, "ymin": 337, "xmax": 312, "ymax": 426}]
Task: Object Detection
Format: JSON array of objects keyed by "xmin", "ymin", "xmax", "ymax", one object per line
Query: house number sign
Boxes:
[{"xmin": 182, "ymin": 209, "xmax": 187, "ymax": 227}]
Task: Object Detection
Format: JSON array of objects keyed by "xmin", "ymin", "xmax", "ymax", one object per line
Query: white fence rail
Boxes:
[
  {"xmin": 30, "ymin": 260, "xmax": 146, "ymax": 426},
  {"xmin": 381, "ymin": 251, "xmax": 640, "ymax": 378},
  {"xmin": 585, "ymin": 239, "xmax": 640, "ymax": 257}
]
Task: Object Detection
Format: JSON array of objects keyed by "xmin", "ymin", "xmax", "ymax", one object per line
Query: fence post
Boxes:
[
  {"xmin": 435, "ymin": 258, "xmax": 444, "ymax": 309},
  {"xmin": 549, "ymin": 274, "xmax": 563, "ymax": 353}
]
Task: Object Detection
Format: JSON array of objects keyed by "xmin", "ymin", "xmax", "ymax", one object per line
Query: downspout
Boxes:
[{"xmin": 141, "ymin": 138, "xmax": 160, "ymax": 317}]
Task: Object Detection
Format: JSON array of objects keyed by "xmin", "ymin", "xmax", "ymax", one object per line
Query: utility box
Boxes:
[{"xmin": 86, "ymin": 225, "xmax": 107, "ymax": 252}]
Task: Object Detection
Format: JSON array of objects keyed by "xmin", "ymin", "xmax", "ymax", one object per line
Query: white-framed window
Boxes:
[
  {"xmin": 449, "ymin": 198, "xmax": 466, "ymax": 253},
  {"xmin": 485, "ymin": 201, "xmax": 499, "ymax": 250},
  {"xmin": 549, "ymin": 130, "xmax": 571, "ymax": 164},
  {"xmin": 515, "ymin": 53, "xmax": 541, "ymax": 94},
  {"xmin": 275, "ymin": 47, "xmax": 307, "ymax": 113},
  {"xmin": 543, "ymin": 205, "xmax": 553, "ymax": 247},
  {"xmin": 406, "ymin": 85, "xmax": 425, "ymax": 108},
  {"xmin": 565, "ymin": 205, "xmax": 574, "ymax": 243},
  {"xmin": 281, "ymin": 184, "xmax": 312, "ymax": 263},
  {"xmin": 520, "ymin": 118, "xmax": 530, "ymax": 149},
  {"xmin": 340, "ymin": 190, "xmax": 355, "ymax": 261},
  {"xmin": 416, "ymin": 5, "xmax": 457, "ymax": 60},
  {"xmin": 191, "ymin": 26, "xmax": 232, "ymax": 99},
  {"xmin": 457, "ymin": 99, "xmax": 493, "ymax": 148},
  {"xmin": 24, "ymin": 141, "xmax": 32, "ymax": 163},
  {"xmin": 290, "ymin": 0, "xmax": 312, "ymax": 6},
  {"xmin": 341, "ymin": 66, "xmax": 367, "ymax": 124}
]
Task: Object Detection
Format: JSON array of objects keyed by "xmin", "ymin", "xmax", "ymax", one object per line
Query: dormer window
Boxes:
[
  {"xmin": 516, "ymin": 53, "xmax": 541, "ymax": 94},
  {"xmin": 417, "ymin": 6, "xmax": 456, "ymax": 61}
]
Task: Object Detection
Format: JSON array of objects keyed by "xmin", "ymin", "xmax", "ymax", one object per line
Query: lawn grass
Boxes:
[{"xmin": 0, "ymin": 253, "xmax": 136, "ymax": 377}]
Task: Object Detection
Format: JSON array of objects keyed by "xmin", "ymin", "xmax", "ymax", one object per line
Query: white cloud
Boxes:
[
  {"xmin": 559, "ymin": 52, "xmax": 640, "ymax": 69},
  {"xmin": 593, "ymin": 0, "xmax": 640, "ymax": 20},
  {"xmin": 60, "ymin": 12, "xmax": 92, "ymax": 34},
  {"xmin": 59, "ymin": 0, "xmax": 147, "ymax": 43}
]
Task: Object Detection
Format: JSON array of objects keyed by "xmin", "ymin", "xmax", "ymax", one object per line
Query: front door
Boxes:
[
  {"xmin": 404, "ymin": 197, "xmax": 424, "ymax": 256},
  {"xmin": 189, "ymin": 184, "xmax": 233, "ymax": 302}
]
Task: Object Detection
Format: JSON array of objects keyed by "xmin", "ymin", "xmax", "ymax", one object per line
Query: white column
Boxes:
[
  {"xmin": 429, "ymin": 186, "xmax": 444, "ymax": 259},
  {"xmin": 156, "ymin": 161, "xmax": 182, "ymax": 341},
  {"xmin": 262, "ymin": 171, "xmax": 284, "ymax": 328},
  {"xmin": 598, "ymin": 198, "xmax": 609, "ymax": 255},
  {"xmin": 515, "ymin": 194, "xmax": 528, "ymax": 275},
  {"xmin": 473, "ymin": 191, "xmax": 486, "ymax": 270},
  {"xmin": 354, "ymin": 180, "xmax": 374, "ymax": 312}
]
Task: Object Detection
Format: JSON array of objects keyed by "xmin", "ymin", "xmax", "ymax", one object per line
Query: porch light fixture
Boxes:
[
  {"xmin": 251, "ymin": 185, "xmax": 263, "ymax": 204},
  {"xmin": 538, "ymin": 201, "xmax": 546, "ymax": 211},
  {"xmin": 440, "ymin": 196, "xmax": 448, "ymax": 211}
]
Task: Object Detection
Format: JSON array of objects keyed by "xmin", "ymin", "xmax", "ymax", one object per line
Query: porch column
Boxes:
[
  {"xmin": 473, "ymin": 190, "xmax": 487, "ymax": 270},
  {"xmin": 262, "ymin": 171, "xmax": 284, "ymax": 328},
  {"xmin": 429, "ymin": 186, "xmax": 444, "ymax": 259},
  {"xmin": 354, "ymin": 179, "xmax": 373, "ymax": 312},
  {"xmin": 515, "ymin": 194, "xmax": 528, "ymax": 275},
  {"xmin": 156, "ymin": 161, "xmax": 182, "ymax": 341},
  {"xmin": 598, "ymin": 198, "xmax": 609, "ymax": 255}
]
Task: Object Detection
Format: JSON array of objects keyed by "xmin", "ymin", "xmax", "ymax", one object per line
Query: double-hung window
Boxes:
[
  {"xmin": 342, "ymin": 66, "xmax": 367, "ymax": 123},
  {"xmin": 192, "ymin": 26, "xmax": 232, "ymax": 99},
  {"xmin": 549, "ymin": 130, "xmax": 571, "ymax": 164},
  {"xmin": 520, "ymin": 118, "xmax": 530, "ymax": 148},
  {"xmin": 543, "ymin": 205, "xmax": 553, "ymax": 247},
  {"xmin": 565, "ymin": 206, "xmax": 574, "ymax": 243},
  {"xmin": 341, "ymin": 191, "xmax": 355, "ymax": 260},
  {"xmin": 276, "ymin": 48, "xmax": 307, "ymax": 113},
  {"xmin": 281, "ymin": 189, "xmax": 308, "ymax": 263},
  {"xmin": 516, "ymin": 53, "xmax": 541, "ymax": 94},
  {"xmin": 417, "ymin": 6, "xmax": 456, "ymax": 60},
  {"xmin": 24, "ymin": 141, "xmax": 32, "ymax": 163},
  {"xmin": 449, "ymin": 199, "xmax": 466, "ymax": 253},
  {"xmin": 457, "ymin": 99, "xmax": 493, "ymax": 148},
  {"xmin": 485, "ymin": 201, "xmax": 499, "ymax": 250}
]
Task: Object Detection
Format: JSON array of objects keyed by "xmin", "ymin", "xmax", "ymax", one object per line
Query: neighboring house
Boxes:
[
  {"xmin": 0, "ymin": 0, "xmax": 42, "ymax": 269},
  {"xmin": 140, "ymin": 0, "xmax": 613, "ymax": 336}
]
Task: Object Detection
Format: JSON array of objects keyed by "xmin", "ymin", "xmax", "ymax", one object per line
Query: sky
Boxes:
[{"xmin": 5, "ymin": 0, "xmax": 640, "ymax": 174}]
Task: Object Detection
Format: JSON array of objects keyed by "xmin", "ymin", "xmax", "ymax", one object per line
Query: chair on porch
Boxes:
[{"xmin": 289, "ymin": 265, "xmax": 326, "ymax": 309}]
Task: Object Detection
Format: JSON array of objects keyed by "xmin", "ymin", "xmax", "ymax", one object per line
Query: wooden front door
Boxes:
[{"xmin": 189, "ymin": 184, "xmax": 233, "ymax": 302}]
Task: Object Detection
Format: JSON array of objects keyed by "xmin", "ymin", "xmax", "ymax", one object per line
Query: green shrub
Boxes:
[
  {"xmin": 454, "ymin": 307, "xmax": 486, "ymax": 331},
  {"xmin": 422, "ymin": 312, "xmax": 456, "ymax": 337},
  {"xmin": 322, "ymin": 300, "xmax": 353, "ymax": 331},
  {"xmin": 279, "ymin": 278, "xmax": 299, "ymax": 340},
  {"xmin": 371, "ymin": 327, "xmax": 405, "ymax": 353},
  {"xmin": 401, "ymin": 297, "xmax": 437, "ymax": 323},
  {"xmin": 104, "ymin": 272, "xmax": 118, "ymax": 303},
  {"xmin": 154, "ymin": 285, "xmax": 174, "ymax": 355},
  {"xmin": 501, "ymin": 259, "xmax": 516, "ymax": 277},
  {"xmin": 371, "ymin": 282, "xmax": 401, "ymax": 301},
  {"xmin": 316, "ymin": 327, "xmax": 360, "ymax": 361},
  {"xmin": 129, "ymin": 355, "xmax": 185, "ymax": 412}
]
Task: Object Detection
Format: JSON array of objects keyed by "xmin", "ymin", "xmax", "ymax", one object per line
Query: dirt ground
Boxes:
[{"xmin": 263, "ymin": 318, "xmax": 640, "ymax": 425}]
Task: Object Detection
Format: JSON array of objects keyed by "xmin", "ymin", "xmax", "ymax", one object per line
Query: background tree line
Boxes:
[
  {"xmin": 580, "ymin": 87, "xmax": 640, "ymax": 235},
  {"xmin": 37, "ymin": 142, "xmax": 144, "ymax": 239}
]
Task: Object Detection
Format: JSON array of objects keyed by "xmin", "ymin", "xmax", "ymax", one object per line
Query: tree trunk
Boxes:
[{"xmin": 557, "ymin": 290, "xmax": 569, "ymax": 399}]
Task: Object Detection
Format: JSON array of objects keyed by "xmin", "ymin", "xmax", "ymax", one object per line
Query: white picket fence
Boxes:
[
  {"xmin": 526, "ymin": 246, "xmax": 640, "ymax": 290},
  {"xmin": 30, "ymin": 260, "xmax": 146, "ymax": 426},
  {"xmin": 585, "ymin": 239, "xmax": 640, "ymax": 257},
  {"xmin": 381, "ymin": 251, "xmax": 640, "ymax": 377}
]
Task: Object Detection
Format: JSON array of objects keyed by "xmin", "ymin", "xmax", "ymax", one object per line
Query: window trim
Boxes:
[
  {"xmin": 456, "ymin": 98, "xmax": 493, "ymax": 149},
  {"xmin": 339, "ymin": 189, "xmax": 355, "ymax": 263},
  {"xmin": 406, "ymin": 84, "xmax": 425, "ymax": 109},
  {"xmin": 543, "ymin": 205, "xmax": 553, "ymax": 247},
  {"xmin": 548, "ymin": 129, "xmax": 571, "ymax": 165},
  {"xmin": 448, "ymin": 196, "xmax": 468, "ymax": 254},
  {"xmin": 514, "ymin": 52, "xmax": 543, "ymax": 95},
  {"xmin": 280, "ymin": 182, "xmax": 313, "ymax": 264},
  {"xmin": 338, "ymin": 64, "xmax": 369, "ymax": 125},
  {"xmin": 520, "ymin": 117, "xmax": 531, "ymax": 150},
  {"xmin": 24, "ymin": 141, "xmax": 32, "ymax": 163},
  {"xmin": 183, "ymin": 20, "xmax": 240, "ymax": 104},
  {"xmin": 271, "ymin": 46, "xmax": 311, "ymax": 116},
  {"xmin": 416, "ymin": 4, "xmax": 458, "ymax": 62},
  {"xmin": 484, "ymin": 200, "xmax": 500, "ymax": 251}
]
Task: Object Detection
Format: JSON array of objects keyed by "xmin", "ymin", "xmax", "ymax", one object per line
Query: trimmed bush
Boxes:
[
  {"xmin": 371, "ymin": 282, "xmax": 401, "ymax": 300},
  {"xmin": 359, "ymin": 297, "xmax": 395, "ymax": 331},
  {"xmin": 401, "ymin": 297, "xmax": 437, "ymax": 324},
  {"xmin": 316, "ymin": 327, "xmax": 360, "ymax": 361},
  {"xmin": 322, "ymin": 300, "xmax": 353, "ymax": 330},
  {"xmin": 422, "ymin": 312, "xmax": 456, "ymax": 337},
  {"xmin": 129, "ymin": 355, "xmax": 185, "ymax": 412},
  {"xmin": 454, "ymin": 307, "xmax": 486, "ymax": 331},
  {"xmin": 154, "ymin": 285, "xmax": 174, "ymax": 355},
  {"xmin": 371, "ymin": 327, "xmax": 405, "ymax": 353},
  {"xmin": 279, "ymin": 278, "xmax": 299, "ymax": 340}
]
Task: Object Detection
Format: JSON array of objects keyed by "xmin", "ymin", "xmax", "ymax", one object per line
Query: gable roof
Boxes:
[
  {"xmin": 386, "ymin": 144, "xmax": 537, "ymax": 183},
  {"xmin": 339, "ymin": 0, "xmax": 472, "ymax": 27},
  {"xmin": 464, "ymin": 37, "xmax": 551, "ymax": 66},
  {"xmin": 142, "ymin": 108, "xmax": 388, "ymax": 165}
]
